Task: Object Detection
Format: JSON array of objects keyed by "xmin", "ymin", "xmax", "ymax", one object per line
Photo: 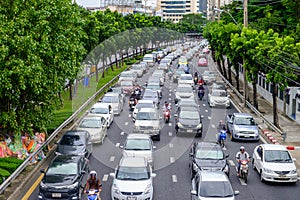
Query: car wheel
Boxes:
[
  {"xmin": 230, "ymin": 133, "xmax": 235, "ymax": 141},
  {"xmin": 260, "ymin": 170, "xmax": 264, "ymax": 182},
  {"xmin": 156, "ymin": 134, "xmax": 160, "ymax": 141}
]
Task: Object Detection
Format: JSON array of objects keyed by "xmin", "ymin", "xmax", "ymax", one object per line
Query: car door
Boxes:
[
  {"xmin": 253, "ymin": 146, "xmax": 263, "ymax": 172},
  {"xmin": 101, "ymin": 117, "xmax": 108, "ymax": 134}
]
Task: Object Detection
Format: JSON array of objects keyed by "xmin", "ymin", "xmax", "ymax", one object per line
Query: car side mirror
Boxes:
[
  {"xmin": 119, "ymin": 145, "xmax": 124, "ymax": 149},
  {"xmin": 191, "ymin": 190, "xmax": 197, "ymax": 196},
  {"xmin": 293, "ymin": 158, "xmax": 296, "ymax": 162},
  {"xmin": 174, "ymin": 114, "xmax": 178, "ymax": 118},
  {"xmin": 151, "ymin": 173, "xmax": 157, "ymax": 178},
  {"xmin": 226, "ymin": 154, "xmax": 229, "ymax": 158},
  {"xmin": 109, "ymin": 173, "xmax": 115, "ymax": 178},
  {"xmin": 81, "ymin": 170, "xmax": 86, "ymax": 175},
  {"xmin": 153, "ymin": 146, "xmax": 156, "ymax": 149},
  {"xmin": 234, "ymin": 190, "xmax": 240, "ymax": 195}
]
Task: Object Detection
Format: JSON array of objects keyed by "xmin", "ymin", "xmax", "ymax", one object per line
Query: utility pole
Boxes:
[
  {"xmin": 243, "ymin": 0, "xmax": 248, "ymax": 107},
  {"xmin": 217, "ymin": 0, "xmax": 221, "ymax": 21}
]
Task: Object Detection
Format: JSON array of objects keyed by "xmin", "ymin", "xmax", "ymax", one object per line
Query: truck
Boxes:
[{"xmin": 225, "ymin": 113, "xmax": 260, "ymax": 141}]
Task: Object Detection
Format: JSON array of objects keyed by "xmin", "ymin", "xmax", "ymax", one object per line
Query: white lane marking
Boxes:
[
  {"xmin": 128, "ymin": 114, "xmax": 131, "ymax": 118},
  {"xmin": 298, "ymin": 177, "xmax": 300, "ymax": 180},
  {"xmin": 205, "ymin": 110, "xmax": 208, "ymax": 112},
  {"xmin": 239, "ymin": 178, "xmax": 247, "ymax": 186},
  {"xmin": 121, "ymin": 131, "xmax": 124, "ymax": 135},
  {"xmin": 172, "ymin": 175, "xmax": 178, "ymax": 182},
  {"xmin": 169, "ymin": 98, "xmax": 172, "ymax": 101},
  {"xmin": 168, "ymin": 123, "xmax": 172, "ymax": 126},
  {"xmin": 170, "ymin": 157, "xmax": 175, "ymax": 163},
  {"xmin": 125, "ymin": 122, "xmax": 129, "ymax": 126},
  {"xmin": 208, "ymin": 116, "xmax": 211, "ymax": 120},
  {"xmin": 222, "ymin": 146, "xmax": 227, "ymax": 150},
  {"xmin": 115, "ymin": 143, "xmax": 120, "ymax": 148},
  {"xmin": 169, "ymin": 132, "xmax": 172, "ymax": 137},
  {"xmin": 110, "ymin": 156, "xmax": 115, "ymax": 162},
  {"xmin": 211, "ymin": 124, "xmax": 216, "ymax": 128},
  {"xmin": 228, "ymin": 160, "xmax": 235, "ymax": 167},
  {"xmin": 169, "ymin": 93, "xmax": 172, "ymax": 96},
  {"xmin": 203, "ymin": 104, "xmax": 206, "ymax": 106},
  {"xmin": 102, "ymin": 174, "xmax": 109, "ymax": 182},
  {"xmin": 169, "ymin": 143, "xmax": 173, "ymax": 148}
]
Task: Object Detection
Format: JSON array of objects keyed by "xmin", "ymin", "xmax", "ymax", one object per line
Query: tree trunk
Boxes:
[
  {"xmin": 102, "ymin": 57, "xmax": 105, "ymax": 78},
  {"xmin": 115, "ymin": 53, "xmax": 118, "ymax": 69},
  {"xmin": 95, "ymin": 62, "xmax": 99, "ymax": 82},
  {"xmin": 217, "ymin": 59, "xmax": 223, "ymax": 75},
  {"xmin": 109, "ymin": 56, "xmax": 113, "ymax": 72},
  {"xmin": 272, "ymin": 83, "xmax": 279, "ymax": 128},
  {"xmin": 69, "ymin": 82, "xmax": 73, "ymax": 101},
  {"xmin": 221, "ymin": 58, "xmax": 227, "ymax": 79},
  {"xmin": 252, "ymin": 80, "xmax": 258, "ymax": 109},
  {"xmin": 235, "ymin": 69, "xmax": 240, "ymax": 93},
  {"xmin": 227, "ymin": 58, "xmax": 232, "ymax": 84}
]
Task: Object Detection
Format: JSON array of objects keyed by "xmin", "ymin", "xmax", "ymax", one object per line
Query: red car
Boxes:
[{"xmin": 198, "ymin": 58, "xmax": 208, "ymax": 67}]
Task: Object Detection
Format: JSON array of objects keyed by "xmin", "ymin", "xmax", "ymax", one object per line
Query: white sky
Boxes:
[{"xmin": 75, "ymin": 0, "xmax": 100, "ymax": 7}]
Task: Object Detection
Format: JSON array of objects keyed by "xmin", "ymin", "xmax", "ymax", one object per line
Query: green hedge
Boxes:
[{"xmin": 0, "ymin": 158, "xmax": 24, "ymax": 184}]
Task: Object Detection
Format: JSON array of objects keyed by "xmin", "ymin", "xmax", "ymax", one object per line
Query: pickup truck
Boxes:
[{"xmin": 225, "ymin": 113, "xmax": 260, "ymax": 141}]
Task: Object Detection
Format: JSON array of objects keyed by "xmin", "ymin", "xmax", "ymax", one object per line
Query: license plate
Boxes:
[
  {"xmin": 143, "ymin": 130, "xmax": 150, "ymax": 133},
  {"xmin": 52, "ymin": 193, "xmax": 61, "ymax": 198},
  {"xmin": 244, "ymin": 135, "xmax": 250, "ymax": 138},
  {"xmin": 279, "ymin": 174, "xmax": 286, "ymax": 178},
  {"xmin": 187, "ymin": 129, "xmax": 193, "ymax": 133},
  {"xmin": 127, "ymin": 197, "xmax": 137, "ymax": 200}
]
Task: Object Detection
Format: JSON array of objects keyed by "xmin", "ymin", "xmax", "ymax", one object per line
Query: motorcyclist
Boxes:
[
  {"xmin": 198, "ymin": 77, "xmax": 205, "ymax": 85},
  {"xmin": 163, "ymin": 101, "xmax": 171, "ymax": 111},
  {"xmin": 216, "ymin": 129, "xmax": 227, "ymax": 146},
  {"xmin": 235, "ymin": 146, "xmax": 250, "ymax": 176},
  {"xmin": 193, "ymin": 72, "xmax": 199, "ymax": 85},
  {"xmin": 84, "ymin": 171, "xmax": 102, "ymax": 196},
  {"xmin": 217, "ymin": 120, "xmax": 226, "ymax": 132},
  {"xmin": 134, "ymin": 87, "xmax": 142, "ymax": 99}
]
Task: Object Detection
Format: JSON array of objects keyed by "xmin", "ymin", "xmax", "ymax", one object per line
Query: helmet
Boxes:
[
  {"xmin": 240, "ymin": 146, "xmax": 245, "ymax": 151},
  {"xmin": 90, "ymin": 171, "xmax": 97, "ymax": 178}
]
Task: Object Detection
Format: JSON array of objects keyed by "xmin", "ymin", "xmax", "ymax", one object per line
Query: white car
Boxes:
[
  {"xmin": 208, "ymin": 89, "xmax": 230, "ymax": 108},
  {"xmin": 110, "ymin": 156, "xmax": 156, "ymax": 200},
  {"xmin": 88, "ymin": 102, "xmax": 114, "ymax": 128},
  {"xmin": 100, "ymin": 93, "xmax": 123, "ymax": 115},
  {"xmin": 175, "ymin": 84, "xmax": 195, "ymax": 104},
  {"xmin": 178, "ymin": 74, "xmax": 194, "ymax": 87},
  {"xmin": 131, "ymin": 64, "xmax": 144, "ymax": 77},
  {"xmin": 133, "ymin": 100, "xmax": 157, "ymax": 121},
  {"xmin": 252, "ymin": 144, "xmax": 298, "ymax": 183},
  {"xmin": 119, "ymin": 71, "xmax": 137, "ymax": 82},
  {"xmin": 121, "ymin": 134, "xmax": 156, "ymax": 168}
]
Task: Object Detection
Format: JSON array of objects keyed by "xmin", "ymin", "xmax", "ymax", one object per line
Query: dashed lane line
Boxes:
[
  {"xmin": 110, "ymin": 156, "xmax": 115, "ymax": 162},
  {"xmin": 169, "ymin": 132, "xmax": 172, "ymax": 137},
  {"xmin": 169, "ymin": 143, "xmax": 173, "ymax": 148},
  {"xmin": 121, "ymin": 131, "xmax": 124, "ymax": 135},
  {"xmin": 170, "ymin": 157, "xmax": 175, "ymax": 163},
  {"xmin": 168, "ymin": 123, "xmax": 172, "ymax": 126},
  {"xmin": 239, "ymin": 178, "xmax": 247, "ymax": 186},
  {"xmin": 172, "ymin": 175, "xmax": 178, "ymax": 183},
  {"xmin": 205, "ymin": 110, "xmax": 208, "ymax": 112},
  {"xmin": 102, "ymin": 174, "xmax": 109, "ymax": 182},
  {"xmin": 229, "ymin": 160, "xmax": 235, "ymax": 167},
  {"xmin": 115, "ymin": 143, "xmax": 120, "ymax": 148},
  {"xmin": 211, "ymin": 124, "xmax": 216, "ymax": 128},
  {"xmin": 208, "ymin": 116, "xmax": 211, "ymax": 120},
  {"xmin": 125, "ymin": 122, "xmax": 129, "ymax": 126},
  {"xmin": 128, "ymin": 114, "xmax": 131, "ymax": 118}
]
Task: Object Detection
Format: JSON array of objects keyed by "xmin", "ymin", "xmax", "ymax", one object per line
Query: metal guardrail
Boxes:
[{"xmin": 211, "ymin": 58, "xmax": 284, "ymax": 137}]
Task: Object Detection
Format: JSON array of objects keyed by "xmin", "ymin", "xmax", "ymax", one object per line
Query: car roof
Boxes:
[
  {"xmin": 199, "ymin": 171, "xmax": 229, "ymax": 182},
  {"xmin": 137, "ymin": 100, "xmax": 155, "ymax": 104},
  {"xmin": 233, "ymin": 113, "xmax": 253, "ymax": 117},
  {"xmin": 127, "ymin": 134, "xmax": 151, "ymax": 140},
  {"xmin": 139, "ymin": 107, "xmax": 156, "ymax": 112},
  {"xmin": 260, "ymin": 144, "xmax": 288, "ymax": 151},
  {"xmin": 92, "ymin": 102, "xmax": 110, "ymax": 108},
  {"xmin": 82, "ymin": 115, "xmax": 103, "ymax": 120},
  {"xmin": 63, "ymin": 130, "xmax": 89, "ymax": 136},
  {"xmin": 104, "ymin": 93, "xmax": 119, "ymax": 97},
  {"xmin": 194, "ymin": 142, "xmax": 221, "ymax": 150},
  {"xmin": 53, "ymin": 155, "xmax": 82, "ymax": 163},
  {"xmin": 180, "ymin": 74, "xmax": 192, "ymax": 77},
  {"xmin": 120, "ymin": 156, "xmax": 147, "ymax": 167}
]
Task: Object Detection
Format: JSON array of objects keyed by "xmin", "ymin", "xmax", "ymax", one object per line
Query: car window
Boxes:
[
  {"xmin": 180, "ymin": 76, "xmax": 192, "ymax": 80},
  {"xmin": 180, "ymin": 111, "xmax": 199, "ymax": 120},
  {"xmin": 200, "ymin": 181, "xmax": 233, "ymax": 197},
  {"xmin": 136, "ymin": 111, "xmax": 158, "ymax": 120},
  {"xmin": 120, "ymin": 81, "xmax": 133, "ymax": 86},
  {"xmin": 234, "ymin": 117, "xmax": 255, "ymax": 125},
  {"xmin": 125, "ymin": 139, "xmax": 151, "ymax": 150},
  {"xmin": 60, "ymin": 135, "xmax": 84, "ymax": 146},
  {"xmin": 195, "ymin": 149, "xmax": 224, "ymax": 159},
  {"xmin": 90, "ymin": 107, "xmax": 109, "ymax": 114},
  {"xmin": 116, "ymin": 166, "xmax": 150, "ymax": 180},
  {"xmin": 264, "ymin": 150, "xmax": 292, "ymax": 163},
  {"xmin": 177, "ymin": 87, "xmax": 193, "ymax": 93},
  {"xmin": 47, "ymin": 162, "xmax": 78, "ymax": 175},
  {"xmin": 136, "ymin": 103, "xmax": 154, "ymax": 109},
  {"xmin": 79, "ymin": 119, "xmax": 102, "ymax": 128},
  {"xmin": 211, "ymin": 90, "xmax": 227, "ymax": 97},
  {"xmin": 102, "ymin": 96, "xmax": 119, "ymax": 103}
]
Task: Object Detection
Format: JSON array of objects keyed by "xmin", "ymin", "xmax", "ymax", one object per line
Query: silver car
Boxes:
[
  {"xmin": 175, "ymin": 84, "xmax": 195, "ymax": 104},
  {"xmin": 202, "ymin": 71, "xmax": 218, "ymax": 85},
  {"xmin": 100, "ymin": 93, "xmax": 123, "ymax": 115},
  {"xmin": 133, "ymin": 100, "xmax": 157, "ymax": 121},
  {"xmin": 77, "ymin": 116, "xmax": 107, "ymax": 144},
  {"xmin": 208, "ymin": 89, "xmax": 230, "ymax": 108}
]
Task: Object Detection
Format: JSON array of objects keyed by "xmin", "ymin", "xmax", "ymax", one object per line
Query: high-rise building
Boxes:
[{"xmin": 157, "ymin": 0, "xmax": 200, "ymax": 22}]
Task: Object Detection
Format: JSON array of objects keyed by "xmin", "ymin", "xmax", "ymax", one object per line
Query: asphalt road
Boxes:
[{"xmin": 25, "ymin": 54, "xmax": 300, "ymax": 200}]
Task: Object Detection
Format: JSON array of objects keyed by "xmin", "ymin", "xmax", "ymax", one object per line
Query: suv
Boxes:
[
  {"xmin": 110, "ymin": 156, "xmax": 156, "ymax": 200},
  {"xmin": 38, "ymin": 155, "xmax": 89, "ymax": 200},
  {"xmin": 133, "ymin": 107, "xmax": 161, "ymax": 141},
  {"xmin": 189, "ymin": 142, "xmax": 229, "ymax": 177}
]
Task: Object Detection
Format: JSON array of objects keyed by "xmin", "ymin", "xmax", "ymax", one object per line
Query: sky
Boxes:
[{"xmin": 75, "ymin": 0, "xmax": 100, "ymax": 7}]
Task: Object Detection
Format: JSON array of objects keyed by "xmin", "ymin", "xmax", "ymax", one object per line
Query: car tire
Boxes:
[
  {"xmin": 230, "ymin": 133, "xmax": 235, "ymax": 141},
  {"xmin": 260, "ymin": 170, "xmax": 264, "ymax": 183}
]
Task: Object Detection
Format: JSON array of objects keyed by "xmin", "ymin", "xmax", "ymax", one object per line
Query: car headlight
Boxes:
[
  {"xmin": 134, "ymin": 125, "xmax": 139, "ymax": 130},
  {"xmin": 196, "ymin": 123, "xmax": 202, "ymax": 129},
  {"xmin": 290, "ymin": 169, "xmax": 297, "ymax": 174},
  {"xmin": 177, "ymin": 123, "xmax": 184, "ymax": 128},
  {"xmin": 112, "ymin": 183, "xmax": 120, "ymax": 194},
  {"xmin": 65, "ymin": 182, "xmax": 79, "ymax": 189},
  {"xmin": 144, "ymin": 184, "xmax": 152, "ymax": 194},
  {"xmin": 40, "ymin": 182, "xmax": 48, "ymax": 189},
  {"xmin": 153, "ymin": 126, "xmax": 159, "ymax": 130},
  {"xmin": 264, "ymin": 168, "xmax": 273, "ymax": 174}
]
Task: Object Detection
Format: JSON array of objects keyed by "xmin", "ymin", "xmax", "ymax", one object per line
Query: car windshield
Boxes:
[
  {"xmin": 203, "ymin": 71, "xmax": 215, "ymax": 76},
  {"xmin": 211, "ymin": 90, "xmax": 227, "ymax": 97},
  {"xmin": 121, "ymin": 81, "xmax": 133, "ymax": 86},
  {"xmin": 199, "ymin": 58, "xmax": 206, "ymax": 62},
  {"xmin": 102, "ymin": 96, "xmax": 119, "ymax": 103},
  {"xmin": 234, "ymin": 117, "xmax": 255, "ymax": 125},
  {"xmin": 179, "ymin": 58, "xmax": 187, "ymax": 63},
  {"xmin": 177, "ymin": 87, "xmax": 193, "ymax": 93},
  {"xmin": 136, "ymin": 111, "xmax": 158, "ymax": 120},
  {"xmin": 195, "ymin": 149, "xmax": 224, "ymax": 159},
  {"xmin": 199, "ymin": 181, "xmax": 233, "ymax": 197},
  {"xmin": 180, "ymin": 111, "xmax": 199, "ymax": 120},
  {"xmin": 175, "ymin": 70, "xmax": 185, "ymax": 75},
  {"xmin": 144, "ymin": 92, "xmax": 158, "ymax": 99},
  {"xmin": 47, "ymin": 162, "xmax": 78, "ymax": 175},
  {"xmin": 125, "ymin": 139, "xmax": 151, "ymax": 150},
  {"xmin": 147, "ymin": 85, "xmax": 160, "ymax": 90},
  {"xmin": 131, "ymin": 65, "xmax": 142, "ymax": 70},
  {"xmin": 264, "ymin": 150, "xmax": 293, "ymax": 163},
  {"xmin": 180, "ymin": 76, "xmax": 192, "ymax": 80},
  {"xmin": 60, "ymin": 135, "xmax": 84, "ymax": 146},
  {"xmin": 143, "ymin": 57, "xmax": 153, "ymax": 61},
  {"xmin": 79, "ymin": 119, "xmax": 102, "ymax": 128},
  {"xmin": 116, "ymin": 166, "xmax": 150, "ymax": 180},
  {"xmin": 120, "ymin": 73, "xmax": 132, "ymax": 77},
  {"xmin": 160, "ymin": 59, "xmax": 169, "ymax": 64},
  {"xmin": 90, "ymin": 106, "xmax": 109, "ymax": 114},
  {"xmin": 136, "ymin": 103, "xmax": 154, "ymax": 109},
  {"xmin": 111, "ymin": 88, "xmax": 121, "ymax": 93}
]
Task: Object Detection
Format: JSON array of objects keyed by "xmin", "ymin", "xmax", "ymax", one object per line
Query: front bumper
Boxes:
[
  {"xmin": 232, "ymin": 133, "xmax": 259, "ymax": 141},
  {"xmin": 262, "ymin": 171, "xmax": 298, "ymax": 183}
]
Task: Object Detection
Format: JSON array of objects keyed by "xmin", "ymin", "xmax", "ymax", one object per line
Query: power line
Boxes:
[{"xmin": 248, "ymin": 0, "xmax": 282, "ymax": 6}]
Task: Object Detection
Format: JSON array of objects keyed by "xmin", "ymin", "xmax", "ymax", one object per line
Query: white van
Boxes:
[{"xmin": 143, "ymin": 54, "xmax": 155, "ymax": 67}]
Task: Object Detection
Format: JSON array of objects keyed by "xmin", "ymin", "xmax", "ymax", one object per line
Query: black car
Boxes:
[
  {"xmin": 38, "ymin": 155, "xmax": 89, "ymax": 200},
  {"xmin": 175, "ymin": 106, "xmax": 203, "ymax": 137},
  {"xmin": 189, "ymin": 142, "xmax": 229, "ymax": 177},
  {"xmin": 56, "ymin": 130, "xmax": 92, "ymax": 158}
]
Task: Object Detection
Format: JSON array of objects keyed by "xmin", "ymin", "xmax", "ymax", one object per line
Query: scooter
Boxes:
[
  {"xmin": 86, "ymin": 189, "xmax": 101, "ymax": 200},
  {"xmin": 216, "ymin": 130, "xmax": 227, "ymax": 148},
  {"xmin": 128, "ymin": 96, "xmax": 137, "ymax": 111},
  {"xmin": 236, "ymin": 160, "xmax": 249, "ymax": 183},
  {"xmin": 164, "ymin": 108, "xmax": 171, "ymax": 123},
  {"xmin": 198, "ymin": 90, "xmax": 205, "ymax": 101}
]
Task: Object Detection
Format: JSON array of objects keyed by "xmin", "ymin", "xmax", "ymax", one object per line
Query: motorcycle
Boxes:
[
  {"xmin": 164, "ymin": 108, "xmax": 171, "ymax": 123},
  {"xmin": 198, "ymin": 89, "xmax": 205, "ymax": 101},
  {"xmin": 85, "ymin": 189, "xmax": 100, "ymax": 200},
  {"xmin": 128, "ymin": 95, "xmax": 138, "ymax": 111},
  {"xmin": 216, "ymin": 130, "xmax": 227, "ymax": 148},
  {"xmin": 236, "ymin": 160, "xmax": 250, "ymax": 183}
]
